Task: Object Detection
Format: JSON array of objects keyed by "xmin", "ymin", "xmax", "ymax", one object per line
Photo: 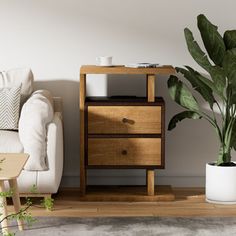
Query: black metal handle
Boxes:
[
  {"xmin": 121, "ymin": 150, "xmax": 128, "ymax": 155},
  {"xmin": 122, "ymin": 118, "xmax": 128, "ymax": 123},
  {"xmin": 122, "ymin": 118, "xmax": 135, "ymax": 125}
]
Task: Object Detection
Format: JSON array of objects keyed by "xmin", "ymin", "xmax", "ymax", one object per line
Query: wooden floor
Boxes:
[
  {"xmin": 80, "ymin": 185, "xmax": 175, "ymax": 202},
  {"xmin": 8, "ymin": 188, "xmax": 236, "ymax": 217}
]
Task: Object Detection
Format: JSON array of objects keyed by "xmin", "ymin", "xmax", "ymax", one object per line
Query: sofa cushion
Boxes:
[
  {"xmin": 0, "ymin": 85, "xmax": 21, "ymax": 130},
  {"xmin": 0, "ymin": 130, "xmax": 23, "ymax": 153},
  {"xmin": 0, "ymin": 68, "xmax": 34, "ymax": 105},
  {"xmin": 18, "ymin": 90, "xmax": 54, "ymax": 171}
]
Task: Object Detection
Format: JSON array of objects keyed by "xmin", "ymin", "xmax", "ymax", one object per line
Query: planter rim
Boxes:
[{"xmin": 206, "ymin": 162, "xmax": 236, "ymax": 168}]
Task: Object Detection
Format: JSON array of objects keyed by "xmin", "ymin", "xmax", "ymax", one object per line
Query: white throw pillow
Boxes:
[
  {"xmin": 0, "ymin": 85, "xmax": 21, "ymax": 130},
  {"xmin": 19, "ymin": 90, "xmax": 54, "ymax": 171},
  {"xmin": 0, "ymin": 68, "xmax": 34, "ymax": 105}
]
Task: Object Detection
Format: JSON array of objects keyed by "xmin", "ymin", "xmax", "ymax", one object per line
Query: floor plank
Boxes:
[
  {"xmin": 6, "ymin": 188, "xmax": 236, "ymax": 217},
  {"xmin": 80, "ymin": 185, "xmax": 174, "ymax": 202}
]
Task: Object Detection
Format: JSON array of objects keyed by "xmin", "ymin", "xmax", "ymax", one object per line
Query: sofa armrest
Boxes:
[
  {"xmin": 36, "ymin": 112, "xmax": 64, "ymax": 193},
  {"xmin": 19, "ymin": 90, "xmax": 54, "ymax": 171}
]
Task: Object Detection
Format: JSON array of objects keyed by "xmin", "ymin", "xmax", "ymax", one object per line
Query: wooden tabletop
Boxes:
[
  {"xmin": 80, "ymin": 65, "xmax": 175, "ymax": 75},
  {"xmin": 0, "ymin": 153, "xmax": 29, "ymax": 180}
]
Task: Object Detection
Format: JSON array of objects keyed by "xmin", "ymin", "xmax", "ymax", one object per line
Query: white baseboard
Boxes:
[{"xmin": 60, "ymin": 176, "xmax": 205, "ymax": 188}]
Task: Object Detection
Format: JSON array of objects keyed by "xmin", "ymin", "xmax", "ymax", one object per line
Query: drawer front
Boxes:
[
  {"xmin": 88, "ymin": 138, "xmax": 161, "ymax": 166},
  {"xmin": 88, "ymin": 106, "xmax": 162, "ymax": 134}
]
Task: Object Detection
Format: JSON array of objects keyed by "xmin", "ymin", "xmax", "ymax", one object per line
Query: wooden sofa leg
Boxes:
[
  {"xmin": 44, "ymin": 194, "xmax": 52, "ymax": 201},
  {"xmin": 20, "ymin": 193, "xmax": 52, "ymax": 199}
]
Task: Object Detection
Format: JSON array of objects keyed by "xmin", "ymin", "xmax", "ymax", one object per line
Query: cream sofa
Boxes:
[{"xmin": 0, "ymin": 68, "xmax": 63, "ymax": 196}]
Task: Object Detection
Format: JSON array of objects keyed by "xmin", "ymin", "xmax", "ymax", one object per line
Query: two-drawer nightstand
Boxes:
[{"xmin": 80, "ymin": 65, "xmax": 175, "ymax": 201}]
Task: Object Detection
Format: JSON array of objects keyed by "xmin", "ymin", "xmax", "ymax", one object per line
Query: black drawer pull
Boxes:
[
  {"xmin": 121, "ymin": 150, "xmax": 128, "ymax": 155},
  {"xmin": 122, "ymin": 118, "xmax": 135, "ymax": 125}
]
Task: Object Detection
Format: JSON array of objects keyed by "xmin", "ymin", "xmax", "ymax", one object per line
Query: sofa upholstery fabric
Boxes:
[
  {"xmin": 0, "ymin": 130, "xmax": 23, "ymax": 153},
  {"xmin": 36, "ymin": 112, "xmax": 64, "ymax": 193},
  {"xmin": 19, "ymin": 90, "xmax": 54, "ymax": 171},
  {"xmin": 0, "ymin": 68, "xmax": 63, "ymax": 194}
]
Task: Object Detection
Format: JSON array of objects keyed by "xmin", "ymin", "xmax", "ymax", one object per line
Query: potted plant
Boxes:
[{"xmin": 168, "ymin": 14, "xmax": 236, "ymax": 204}]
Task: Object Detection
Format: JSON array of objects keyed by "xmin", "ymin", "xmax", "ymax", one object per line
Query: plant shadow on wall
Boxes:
[
  {"xmin": 34, "ymin": 80, "xmax": 80, "ymax": 178},
  {"xmin": 168, "ymin": 14, "xmax": 236, "ymax": 203},
  {"xmin": 105, "ymin": 74, "xmax": 216, "ymax": 181}
]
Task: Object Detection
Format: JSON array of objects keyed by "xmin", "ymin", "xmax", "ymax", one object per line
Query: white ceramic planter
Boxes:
[{"xmin": 206, "ymin": 162, "xmax": 236, "ymax": 204}]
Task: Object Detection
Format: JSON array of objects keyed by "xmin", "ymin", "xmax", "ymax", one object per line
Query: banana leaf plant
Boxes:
[{"xmin": 168, "ymin": 14, "xmax": 236, "ymax": 166}]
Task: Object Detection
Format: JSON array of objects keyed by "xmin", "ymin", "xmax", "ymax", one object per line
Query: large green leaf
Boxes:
[
  {"xmin": 197, "ymin": 14, "xmax": 226, "ymax": 66},
  {"xmin": 191, "ymin": 70, "xmax": 225, "ymax": 100},
  {"xmin": 223, "ymin": 50, "xmax": 236, "ymax": 89},
  {"xmin": 168, "ymin": 111, "xmax": 202, "ymax": 130},
  {"xmin": 168, "ymin": 75, "xmax": 200, "ymax": 111},
  {"xmin": 184, "ymin": 27, "xmax": 226, "ymax": 95},
  {"xmin": 176, "ymin": 66, "xmax": 215, "ymax": 108},
  {"xmin": 230, "ymin": 48, "xmax": 236, "ymax": 56},
  {"xmin": 208, "ymin": 66, "xmax": 226, "ymax": 96},
  {"xmin": 184, "ymin": 28, "xmax": 212, "ymax": 71},
  {"xmin": 224, "ymin": 30, "xmax": 236, "ymax": 50}
]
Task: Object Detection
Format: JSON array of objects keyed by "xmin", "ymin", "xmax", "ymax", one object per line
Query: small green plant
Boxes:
[
  {"xmin": 29, "ymin": 184, "xmax": 54, "ymax": 211},
  {"xmin": 168, "ymin": 14, "xmax": 236, "ymax": 166},
  {"xmin": 0, "ymin": 190, "xmax": 35, "ymax": 236},
  {"xmin": 0, "ymin": 185, "xmax": 54, "ymax": 235},
  {"xmin": 41, "ymin": 197, "xmax": 54, "ymax": 211},
  {"xmin": 3, "ymin": 232, "xmax": 15, "ymax": 236},
  {"xmin": 0, "ymin": 190, "xmax": 14, "ymax": 198},
  {"xmin": 29, "ymin": 184, "xmax": 37, "ymax": 194}
]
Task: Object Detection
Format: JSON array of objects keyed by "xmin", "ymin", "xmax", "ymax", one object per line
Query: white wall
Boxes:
[{"xmin": 0, "ymin": 0, "xmax": 235, "ymax": 187}]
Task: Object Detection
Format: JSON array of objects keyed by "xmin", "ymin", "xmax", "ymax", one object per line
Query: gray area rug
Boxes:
[{"xmin": 11, "ymin": 217, "xmax": 236, "ymax": 236}]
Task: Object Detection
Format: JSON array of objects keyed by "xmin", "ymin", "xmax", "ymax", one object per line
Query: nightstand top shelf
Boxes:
[{"xmin": 80, "ymin": 65, "xmax": 175, "ymax": 75}]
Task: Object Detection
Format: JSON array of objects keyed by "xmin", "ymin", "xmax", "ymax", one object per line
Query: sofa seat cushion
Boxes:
[{"xmin": 0, "ymin": 130, "xmax": 23, "ymax": 153}]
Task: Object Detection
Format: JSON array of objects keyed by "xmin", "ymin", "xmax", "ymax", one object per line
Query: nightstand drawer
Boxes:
[
  {"xmin": 88, "ymin": 138, "xmax": 161, "ymax": 166},
  {"xmin": 88, "ymin": 106, "xmax": 162, "ymax": 134}
]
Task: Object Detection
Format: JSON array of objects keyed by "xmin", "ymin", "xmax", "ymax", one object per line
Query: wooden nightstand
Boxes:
[{"xmin": 80, "ymin": 65, "xmax": 175, "ymax": 201}]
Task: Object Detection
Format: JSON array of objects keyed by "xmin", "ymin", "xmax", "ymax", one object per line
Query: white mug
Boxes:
[{"xmin": 96, "ymin": 56, "xmax": 113, "ymax": 66}]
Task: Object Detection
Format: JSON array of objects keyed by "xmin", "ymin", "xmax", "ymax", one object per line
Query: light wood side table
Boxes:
[{"xmin": 0, "ymin": 153, "xmax": 29, "ymax": 234}]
